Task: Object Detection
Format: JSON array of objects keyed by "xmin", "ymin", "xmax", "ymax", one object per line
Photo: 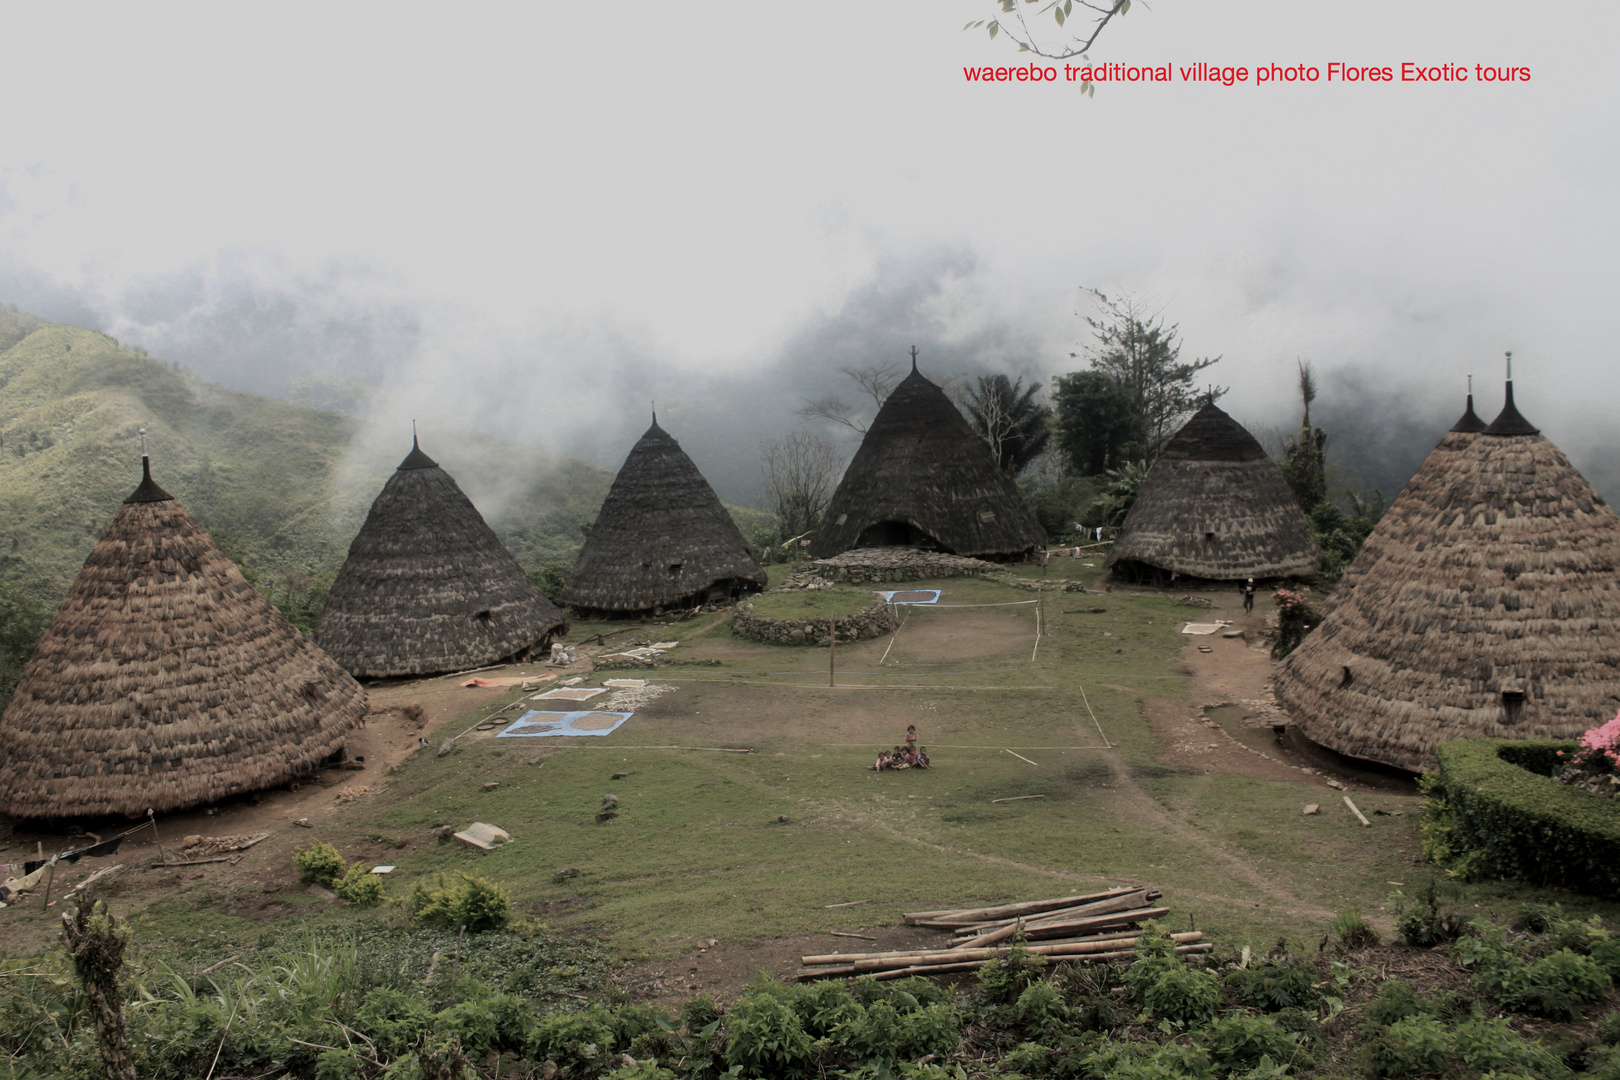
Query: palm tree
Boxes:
[{"xmin": 961, "ymin": 374, "xmax": 1052, "ymax": 477}]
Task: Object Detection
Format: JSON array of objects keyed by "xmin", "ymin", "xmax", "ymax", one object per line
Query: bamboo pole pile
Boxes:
[{"xmin": 800, "ymin": 887, "xmax": 1208, "ymax": 982}]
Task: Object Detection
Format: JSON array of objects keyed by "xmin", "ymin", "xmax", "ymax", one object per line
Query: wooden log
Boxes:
[
  {"xmin": 952, "ymin": 890, "xmax": 1148, "ymax": 935},
  {"xmin": 902, "ymin": 887, "xmax": 1142, "ymax": 926},
  {"xmin": 952, "ymin": 918, "xmax": 1024, "ymax": 950},
  {"xmin": 869, "ymin": 943, "xmax": 1213, "ymax": 981},
  {"xmin": 1343, "ymin": 795, "xmax": 1371, "ymax": 827},
  {"xmin": 838, "ymin": 931, "xmax": 1204, "ymax": 972},
  {"xmin": 801, "ymin": 929, "xmax": 1199, "ymax": 967}
]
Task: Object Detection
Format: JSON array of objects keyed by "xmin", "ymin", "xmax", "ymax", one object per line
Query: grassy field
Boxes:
[
  {"xmin": 138, "ymin": 566, "xmax": 1611, "ymax": 973},
  {"xmin": 12, "ymin": 565, "xmax": 1618, "ymax": 982}
]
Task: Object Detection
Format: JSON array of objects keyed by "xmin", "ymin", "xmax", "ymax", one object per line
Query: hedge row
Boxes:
[{"xmin": 1430, "ymin": 738, "xmax": 1620, "ymax": 898}]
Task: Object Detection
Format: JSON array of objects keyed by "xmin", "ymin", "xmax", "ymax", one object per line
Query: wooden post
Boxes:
[{"xmin": 829, "ymin": 618, "xmax": 836, "ymax": 687}]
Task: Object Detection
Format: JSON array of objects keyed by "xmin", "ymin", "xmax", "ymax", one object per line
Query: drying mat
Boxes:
[
  {"xmin": 877, "ymin": 589, "xmax": 941, "ymax": 604},
  {"xmin": 532, "ymin": 686, "xmax": 608, "ymax": 701},
  {"xmin": 1180, "ymin": 622, "xmax": 1230, "ymax": 635},
  {"xmin": 498, "ymin": 710, "xmax": 633, "ymax": 738}
]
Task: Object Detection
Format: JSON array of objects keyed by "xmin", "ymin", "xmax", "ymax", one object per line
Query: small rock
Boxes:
[
  {"xmin": 595, "ymin": 810, "xmax": 618, "ymax": 823},
  {"xmin": 437, "ymin": 738, "xmax": 456, "ymax": 757},
  {"xmin": 432, "ymin": 825, "xmax": 456, "ymax": 842},
  {"xmin": 484, "ymin": 782, "xmax": 499, "ymax": 791},
  {"xmin": 777, "ymin": 815, "xmax": 789, "ymax": 823},
  {"xmin": 292, "ymin": 817, "xmax": 312, "ymax": 828},
  {"xmin": 704, "ymin": 938, "xmax": 718, "ymax": 948},
  {"xmin": 1325, "ymin": 778, "xmax": 1346, "ymax": 791},
  {"xmin": 554, "ymin": 868, "xmax": 580, "ymax": 882},
  {"xmin": 182, "ymin": 834, "xmax": 203, "ymax": 848},
  {"xmin": 612, "ymin": 770, "xmax": 635, "ymax": 780},
  {"xmin": 602, "ymin": 793, "xmax": 619, "ymax": 809},
  {"xmin": 1303, "ymin": 804, "xmax": 1319, "ymax": 815}
]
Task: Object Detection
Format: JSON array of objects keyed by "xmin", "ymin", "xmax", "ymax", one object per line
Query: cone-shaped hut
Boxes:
[
  {"xmin": 808, "ymin": 355, "xmax": 1045, "ymax": 559},
  {"xmin": 1275, "ymin": 380, "xmax": 1620, "ymax": 772},
  {"xmin": 0, "ymin": 456, "xmax": 367, "ymax": 818},
  {"xmin": 560, "ymin": 417, "xmax": 766, "ymax": 616},
  {"xmin": 1106, "ymin": 401, "xmax": 1319, "ymax": 582},
  {"xmin": 316, "ymin": 436, "xmax": 567, "ymax": 677}
]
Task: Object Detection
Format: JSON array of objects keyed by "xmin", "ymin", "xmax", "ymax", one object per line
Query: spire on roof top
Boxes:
[
  {"xmin": 124, "ymin": 426, "xmax": 173, "ymax": 503},
  {"xmin": 1449, "ymin": 374, "xmax": 1487, "ymax": 433},
  {"xmin": 398, "ymin": 424, "xmax": 439, "ymax": 470},
  {"xmin": 1483, "ymin": 350, "xmax": 1539, "ymax": 436},
  {"xmin": 910, "ymin": 346, "xmax": 918, "ymax": 373}
]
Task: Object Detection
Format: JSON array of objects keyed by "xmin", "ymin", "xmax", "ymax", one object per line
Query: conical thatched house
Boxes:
[
  {"xmin": 808, "ymin": 358, "xmax": 1045, "ymax": 559},
  {"xmin": 560, "ymin": 417, "xmax": 766, "ymax": 616},
  {"xmin": 1275, "ymin": 382, "xmax": 1620, "ymax": 773},
  {"xmin": 0, "ymin": 458, "xmax": 367, "ymax": 818},
  {"xmin": 1106, "ymin": 402, "xmax": 1319, "ymax": 582},
  {"xmin": 316, "ymin": 437, "xmax": 567, "ymax": 677}
]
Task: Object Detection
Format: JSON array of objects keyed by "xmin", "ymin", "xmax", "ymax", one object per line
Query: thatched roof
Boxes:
[
  {"xmin": 316, "ymin": 437, "xmax": 566, "ymax": 677},
  {"xmin": 1106, "ymin": 402, "xmax": 1319, "ymax": 581},
  {"xmin": 1275, "ymin": 384, "xmax": 1620, "ymax": 773},
  {"xmin": 0, "ymin": 459, "xmax": 367, "ymax": 818},
  {"xmin": 560, "ymin": 418, "xmax": 766, "ymax": 614},
  {"xmin": 808, "ymin": 362, "xmax": 1045, "ymax": 559}
]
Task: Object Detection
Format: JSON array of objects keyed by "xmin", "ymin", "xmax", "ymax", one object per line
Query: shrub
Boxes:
[
  {"xmin": 333, "ymin": 862, "xmax": 383, "ymax": 907},
  {"xmin": 723, "ymin": 978, "xmax": 818, "ymax": 1078},
  {"xmin": 1392, "ymin": 879, "xmax": 1465, "ymax": 947},
  {"xmin": 1201, "ymin": 1013, "xmax": 1301, "ymax": 1076},
  {"xmin": 407, "ymin": 873, "xmax": 512, "ymax": 932},
  {"xmin": 975, "ymin": 940, "xmax": 1048, "ymax": 1005},
  {"xmin": 1224, "ymin": 956, "xmax": 1319, "ymax": 1012},
  {"xmin": 1427, "ymin": 738, "xmax": 1620, "ymax": 896},
  {"xmin": 530, "ymin": 1003, "xmax": 620, "ymax": 1075},
  {"xmin": 1455, "ymin": 919, "xmax": 1613, "ymax": 1020},
  {"xmin": 1329, "ymin": 909, "xmax": 1380, "ymax": 951},
  {"xmin": 294, "ymin": 842, "xmax": 347, "ymax": 887}
]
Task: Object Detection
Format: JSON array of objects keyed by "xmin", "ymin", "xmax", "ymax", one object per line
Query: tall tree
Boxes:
[
  {"xmin": 759, "ymin": 431, "xmax": 843, "ymax": 541},
  {"xmin": 1077, "ymin": 289, "xmax": 1223, "ymax": 457},
  {"xmin": 1050, "ymin": 370, "xmax": 1141, "ymax": 476},
  {"xmin": 960, "ymin": 374, "xmax": 1052, "ymax": 477},
  {"xmin": 796, "ymin": 362, "xmax": 904, "ymax": 434},
  {"xmin": 1280, "ymin": 360, "xmax": 1327, "ymax": 513}
]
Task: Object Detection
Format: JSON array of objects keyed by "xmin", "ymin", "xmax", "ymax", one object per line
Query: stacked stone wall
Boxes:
[{"xmin": 730, "ymin": 599, "xmax": 897, "ymax": 646}]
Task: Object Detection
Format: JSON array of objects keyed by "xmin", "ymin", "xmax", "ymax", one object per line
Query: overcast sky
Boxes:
[{"xmin": 2, "ymin": 2, "xmax": 1614, "ymax": 504}]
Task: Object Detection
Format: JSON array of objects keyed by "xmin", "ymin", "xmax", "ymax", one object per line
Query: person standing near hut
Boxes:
[{"xmin": 1241, "ymin": 578, "xmax": 1256, "ymax": 614}]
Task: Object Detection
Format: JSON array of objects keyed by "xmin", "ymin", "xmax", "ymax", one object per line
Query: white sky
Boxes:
[{"xmin": 2, "ymin": 1, "xmax": 1615, "ymax": 496}]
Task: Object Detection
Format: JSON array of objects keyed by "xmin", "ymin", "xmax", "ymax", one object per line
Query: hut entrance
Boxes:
[{"xmin": 857, "ymin": 521, "xmax": 940, "ymax": 550}]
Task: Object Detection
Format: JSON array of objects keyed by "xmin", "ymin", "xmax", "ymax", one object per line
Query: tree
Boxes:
[
  {"xmin": 1076, "ymin": 289, "xmax": 1223, "ymax": 458},
  {"xmin": 1050, "ymin": 369, "xmax": 1141, "ymax": 476},
  {"xmin": 1089, "ymin": 458, "xmax": 1153, "ymax": 527},
  {"xmin": 966, "ymin": 0, "xmax": 1132, "ymax": 69},
  {"xmin": 759, "ymin": 431, "xmax": 843, "ymax": 543},
  {"xmin": 1279, "ymin": 360, "xmax": 1327, "ymax": 514},
  {"xmin": 796, "ymin": 361, "xmax": 905, "ymax": 435},
  {"xmin": 959, "ymin": 374, "xmax": 1052, "ymax": 477}
]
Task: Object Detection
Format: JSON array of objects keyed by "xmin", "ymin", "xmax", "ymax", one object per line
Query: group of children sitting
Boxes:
[{"xmin": 869, "ymin": 725, "xmax": 931, "ymax": 771}]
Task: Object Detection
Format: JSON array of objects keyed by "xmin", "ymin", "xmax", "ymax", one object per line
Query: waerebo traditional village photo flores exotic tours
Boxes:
[{"xmin": 1, "ymin": 4, "xmax": 1618, "ymax": 1080}]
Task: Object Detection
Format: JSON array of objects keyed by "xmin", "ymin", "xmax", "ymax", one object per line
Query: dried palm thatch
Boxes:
[
  {"xmin": 808, "ymin": 359, "xmax": 1045, "ymax": 559},
  {"xmin": 560, "ymin": 418, "xmax": 766, "ymax": 616},
  {"xmin": 1276, "ymin": 384, "xmax": 1620, "ymax": 772},
  {"xmin": 0, "ymin": 459, "xmax": 367, "ymax": 818},
  {"xmin": 316, "ymin": 438, "xmax": 567, "ymax": 677},
  {"xmin": 1106, "ymin": 402, "xmax": 1319, "ymax": 582}
]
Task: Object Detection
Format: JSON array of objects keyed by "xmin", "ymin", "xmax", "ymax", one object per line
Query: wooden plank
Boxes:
[{"xmin": 902, "ymin": 887, "xmax": 1141, "ymax": 926}]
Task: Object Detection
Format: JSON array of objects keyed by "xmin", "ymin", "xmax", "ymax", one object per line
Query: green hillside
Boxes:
[{"xmin": 0, "ymin": 306, "xmax": 615, "ymax": 614}]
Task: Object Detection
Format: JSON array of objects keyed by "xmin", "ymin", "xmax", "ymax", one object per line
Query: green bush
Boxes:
[
  {"xmin": 723, "ymin": 978, "xmax": 818, "ymax": 1078},
  {"xmin": 407, "ymin": 873, "xmax": 512, "ymax": 932},
  {"xmin": 294, "ymin": 842, "xmax": 348, "ymax": 887},
  {"xmin": 1200, "ymin": 1013, "xmax": 1302, "ymax": 1076},
  {"xmin": 1224, "ymin": 956, "xmax": 1319, "ymax": 1012},
  {"xmin": 530, "ymin": 1003, "xmax": 620, "ymax": 1075},
  {"xmin": 333, "ymin": 862, "xmax": 384, "ymax": 907},
  {"xmin": 1455, "ymin": 919, "xmax": 1613, "ymax": 1020},
  {"xmin": 1122, "ymin": 924, "xmax": 1221, "ymax": 1029},
  {"xmin": 1427, "ymin": 739, "xmax": 1620, "ymax": 897},
  {"xmin": 1329, "ymin": 910, "xmax": 1380, "ymax": 951},
  {"xmin": 1392, "ymin": 879, "xmax": 1465, "ymax": 947}
]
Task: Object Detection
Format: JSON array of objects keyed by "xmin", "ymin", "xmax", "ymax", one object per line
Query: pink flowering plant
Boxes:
[{"xmin": 1563, "ymin": 709, "xmax": 1620, "ymax": 776}]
